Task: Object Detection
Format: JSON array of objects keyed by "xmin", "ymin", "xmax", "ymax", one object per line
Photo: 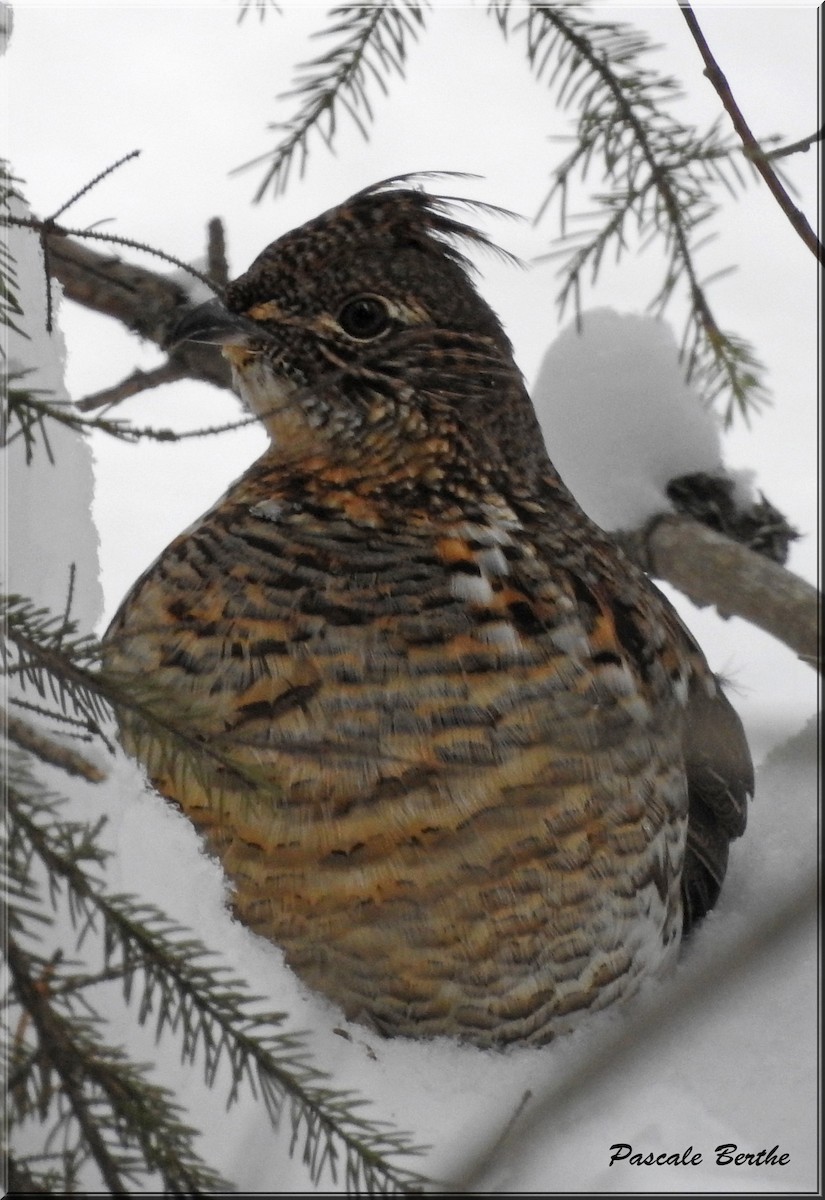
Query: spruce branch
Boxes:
[
  {"xmin": 236, "ymin": 3, "xmax": 428, "ymax": 200},
  {"xmin": 7, "ymin": 694, "xmax": 104, "ymax": 740},
  {"xmin": 5, "ymin": 761, "xmax": 428, "ymax": 1194},
  {"xmin": 3, "ymin": 375, "xmax": 260, "ymax": 462},
  {"xmin": 490, "ymin": 2, "xmax": 773, "ymax": 426},
  {"xmin": 5, "ymin": 933, "xmax": 230, "ymax": 1195},
  {"xmin": 4, "ymin": 1150, "xmax": 72, "ymax": 1195},
  {"xmin": 3, "ymin": 593, "xmax": 277, "ymax": 800},
  {"xmin": 237, "ymin": 0, "xmax": 282, "ymax": 22},
  {"xmin": 1, "ymin": 160, "xmax": 28, "ymax": 350},
  {"xmin": 3, "ymin": 763, "xmax": 231, "ymax": 1194},
  {"xmin": 2, "ymin": 374, "xmax": 58, "ymax": 464},
  {"xmin": 4, "ymin": 210, "xmax": 217, "ymax": 335},
  {"xmin": 0, "ymin": 241, "xmax": 26, "ymax": 346},
  {"xmin": 677, "ymin": 1, "xmax": 823, "ymax": 263}
]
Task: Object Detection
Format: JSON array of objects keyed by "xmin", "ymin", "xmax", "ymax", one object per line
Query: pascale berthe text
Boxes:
[{"xmin": 608, "ymin": 1143, "xmax": 790, "ymax": 1167}]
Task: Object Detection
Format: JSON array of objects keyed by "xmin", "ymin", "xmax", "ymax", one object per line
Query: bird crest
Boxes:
[
  {"xmin": 333, "ymin": 173, "xmax": 524, "ymax": 272},
  {"xmin": 228, "ymin": 172, "xmax": 522, "ymax": 307}
]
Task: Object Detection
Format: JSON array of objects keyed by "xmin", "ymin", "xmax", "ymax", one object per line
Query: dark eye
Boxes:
[{"xmin": 337, "ymin": 295, "xmax": 392, "ymax": 340}]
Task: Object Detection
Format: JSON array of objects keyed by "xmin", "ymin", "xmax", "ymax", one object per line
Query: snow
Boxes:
[
  {"xmin": 4, "ymin": 3, "xmax": 819, "ymax": 1195},
  {"xmin": 2, "ymin": 194, "xmax": 103, "ymax": 635},
  {"xmin": 533, "ymin": 308, "xmax": 735, "ymax": 532}
]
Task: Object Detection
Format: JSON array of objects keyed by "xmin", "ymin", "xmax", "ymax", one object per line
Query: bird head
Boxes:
[{"xmin": 168, "ymin": 176, "xmax": 547, "ymax": 485}]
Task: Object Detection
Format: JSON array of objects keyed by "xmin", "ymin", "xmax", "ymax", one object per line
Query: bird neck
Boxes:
[{"xmin": 228, "ymin": 429, "xmax": 526, "ymax": 531}]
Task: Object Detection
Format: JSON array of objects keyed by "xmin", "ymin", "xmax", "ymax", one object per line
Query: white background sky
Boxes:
[{"xmin": 4, "ymin": 0, "xmax": 821, "ymax": 1192}]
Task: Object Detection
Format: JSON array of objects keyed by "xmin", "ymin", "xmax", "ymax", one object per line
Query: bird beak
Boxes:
[{"xmin": 164, "ymin": 298, "xmax": 261, "ymax": 351}]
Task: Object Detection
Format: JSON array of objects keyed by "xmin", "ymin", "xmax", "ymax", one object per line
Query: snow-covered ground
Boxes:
[{"xmin": 4, "ymin": 2, "xmax": 819, "ymax": 1193}]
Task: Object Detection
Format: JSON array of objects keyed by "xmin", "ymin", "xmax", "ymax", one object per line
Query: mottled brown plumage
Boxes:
[{"xmin": 104, "ymin": 177, "xmax": 752, "ymax": 1047}]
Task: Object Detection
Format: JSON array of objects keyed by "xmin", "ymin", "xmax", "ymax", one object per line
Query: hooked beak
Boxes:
[{"xmin": 164, "ymin": 298, "xmax": 262, "ymax": 352}]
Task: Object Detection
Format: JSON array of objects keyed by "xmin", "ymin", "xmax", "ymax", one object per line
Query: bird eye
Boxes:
[{"xmin": 337, "ymin": 295, "xmax": 392, "ymax": 340}]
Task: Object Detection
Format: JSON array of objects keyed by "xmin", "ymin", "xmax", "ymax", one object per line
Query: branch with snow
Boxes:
[{"xmin": 618, "ymin": 516, "xmax": 819, "ymax": 670}]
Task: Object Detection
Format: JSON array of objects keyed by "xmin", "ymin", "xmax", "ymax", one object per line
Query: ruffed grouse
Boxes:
[{"xmin": 104, "ymin": 177, "xmax": 752, "ymax": 1047}]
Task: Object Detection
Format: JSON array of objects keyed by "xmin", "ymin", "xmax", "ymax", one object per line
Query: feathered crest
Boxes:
[
  {"xmin": 228, "ymin": 172, "xmax": 524, "ymax": 312},
  {"xmin": 341, "ymin": 172, "xmax": 524, "ymax": 274}
]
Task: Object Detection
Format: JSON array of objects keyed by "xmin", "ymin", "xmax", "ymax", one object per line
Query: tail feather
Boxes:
[{"xmin": 682, "ymin": 678, "xmax": 753, "ymax": 932}]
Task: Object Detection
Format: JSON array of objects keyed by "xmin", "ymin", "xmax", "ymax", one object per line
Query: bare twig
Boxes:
[
  {"xmin": 7, "ymin": 387, "xmax": 258, "ymax": 447},
  {"xmin": 206, "ymin": 217, "xmax": 229, "ymax": 289},
  {"xmin": 678, "ymin": 2, "xmax": 823, "ymax": 263},
  {"xmin": 764, "ymin": 127, "xmax": 824, "ymax": 161},
  {"xmin": 3, "ymin": 706, "xmax": 107, "ymax": 783},
  {"xmin": 49, "ymin": 150, "xmax": 142, "ymax": 222},
  {"xmin": 76, "ymin": 363, "xmax": 190, "ymax": 413}
]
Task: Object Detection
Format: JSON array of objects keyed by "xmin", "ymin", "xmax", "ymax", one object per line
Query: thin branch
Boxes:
[
  {"xmin": 5, "ymin": 388, "xmax": 262, "ymax": 457},
  {"xmin": 49, "ymin": 151, "xmax": 142, "ymax": 222},
  {"xmin": 31, "ymin": 150, "xmax": 141, "ymax": 332},
  {"xmin": 75, "ymin": 362, "xmax": 189, "ymax": 412},
  {"xmin": 559, "ymin": 26, "xmax": 734, "ymax": 397},
  {"xmin": 764, "ymin": 127, "xmax": 824, "ymax": 161},
  {"xmin": 7, "ymin": 694, "xmax": 107, "ymax": 740},
  {"xmin": 206, "ymin": 217, "xmax": 229, "ymax": 289},
  {"xmin": 6, "ymin": 621, "xmax": 272, "ymax": 794},
  {"xmin": 6, "ymin": 213, "xmax": 218, "ymax": 292},
  {"xmin": 3, "ymin": 706, "xmax": 107, "ymax": 783},
  {"xmin": 678, "ymin": 2, "xmax": 823, "ymax": 263}
]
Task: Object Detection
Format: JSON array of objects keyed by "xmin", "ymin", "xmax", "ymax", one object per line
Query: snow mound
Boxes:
[{"xmin": 532, "ymin": 308, "xmax": 734, "ymax": 531}]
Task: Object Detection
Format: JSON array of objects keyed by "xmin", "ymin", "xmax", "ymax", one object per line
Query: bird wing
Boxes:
[{"xmin": 680, "ymin": 672, "xmax": 753, "ymax": 930}]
